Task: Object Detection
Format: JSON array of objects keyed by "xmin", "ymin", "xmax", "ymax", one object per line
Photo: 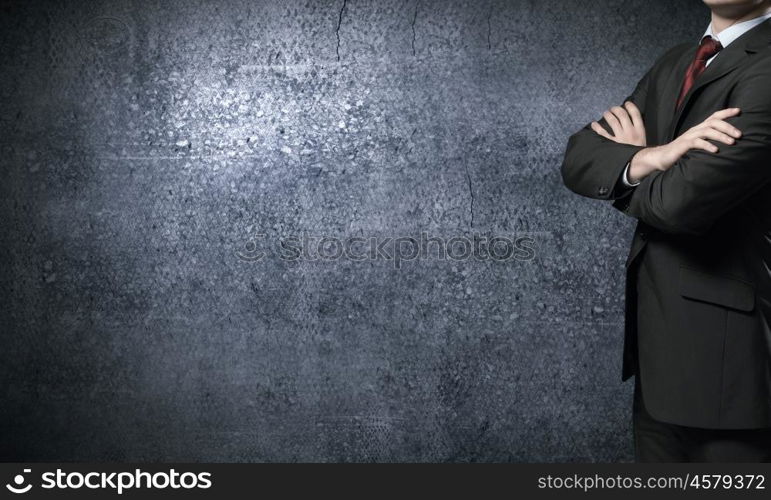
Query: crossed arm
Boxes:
[
  {"xmin": 562, "ymin": 63, "xmax": 771, "ymax": 236},
  {"xmin": 592, "ymin": 105, "xmax": 740, "ymax": 184}
]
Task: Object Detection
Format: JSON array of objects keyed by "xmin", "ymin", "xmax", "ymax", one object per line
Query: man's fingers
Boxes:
[
  {"xmin": 610, "ymin": 106, "xmax": 633, "ymax": 129},
  {"xmin": 700, "ymin": 128, "xmax": 735, "ymax": 146},
  {"xmin": 693, "ymin": 138, "xmax": 719, "ymax": 154},
  {"xmin": 591, "ymin": 121, "xmax": 614, "ymax": 141},
  {"xmin": 624, "ymin": 101, "xmax": 644, "ymax": 128},
  {"xmin": 710, "ymin": 107, "xmax": 741, "ymax": 120},
  {"xmin": 681, "ymin": 109, "xmax": 743, "ymax": 154},
  {"xmin": 707, "ymin": 119, "xmax": 742, "ymax": 138},
  {"xmin": 603, "ymin": 111, "xmax": 623, "ymax": 135}
]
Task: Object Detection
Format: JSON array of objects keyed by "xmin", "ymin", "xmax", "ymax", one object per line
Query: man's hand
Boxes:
[
  {"xmin": 591, "ymin": 101, "xmax": 647, "ymax": 147},
  {"xmin": 628, "ymin": 108, "xmax": 742, "ymax": 184}
]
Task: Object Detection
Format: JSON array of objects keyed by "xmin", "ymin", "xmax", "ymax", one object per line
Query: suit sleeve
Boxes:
[
  {"xmin": 613, "ymin": 64, "xmax": 771, "ymax": 236},
  {"xmin": 560, "ymin": 68, "xmax": 651, "ymax": 200}
]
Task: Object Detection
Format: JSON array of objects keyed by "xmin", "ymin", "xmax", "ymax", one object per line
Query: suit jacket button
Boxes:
[{"xmin": 598, "ymin": 186, "xmax": 609, "ymax": 196}]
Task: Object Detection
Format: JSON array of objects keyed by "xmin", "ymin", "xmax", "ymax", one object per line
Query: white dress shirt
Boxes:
[
  {"xmin": 703, "ymin": 11, "xmax": 771, "ymax": 65},
  {"xmin": 620, "ymin": 11, "xmax": 771, "ymax": 187}
]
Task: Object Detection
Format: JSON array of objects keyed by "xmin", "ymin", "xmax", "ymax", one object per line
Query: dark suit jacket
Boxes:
[{"xmin": 561, "ymin": 20, "xmax": 771, "ymax": 429}]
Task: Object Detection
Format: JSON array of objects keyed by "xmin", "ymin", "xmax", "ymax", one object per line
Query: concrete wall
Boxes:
[{"xmin": 0, "ymin": 0, "xmax": 704, "ymax": 461}]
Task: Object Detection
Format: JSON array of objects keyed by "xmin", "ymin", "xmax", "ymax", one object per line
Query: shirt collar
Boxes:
[{"xmin": 703, "ymin": 11, "xmax": 771, "ymax": 47}]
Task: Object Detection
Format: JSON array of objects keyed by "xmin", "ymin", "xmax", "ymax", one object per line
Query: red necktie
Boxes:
[{"xmin": 676, "ymin": 35, "xmax": 723, "ymax": 110}]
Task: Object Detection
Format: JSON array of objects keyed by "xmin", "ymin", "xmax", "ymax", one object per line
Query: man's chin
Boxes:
[{"xmin": 702, "ymin": 0, "xmax": 769, "ymax": 19}]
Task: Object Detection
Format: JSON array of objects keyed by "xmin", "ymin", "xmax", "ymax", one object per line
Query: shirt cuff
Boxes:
[{"xmin": 621, "ymin": 162, "xmax": 641, "ymax": 187}]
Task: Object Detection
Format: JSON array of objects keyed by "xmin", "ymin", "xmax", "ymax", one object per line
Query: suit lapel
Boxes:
[
  {"xmin": 655, "ymin": 46, "xmax": 695, "ymax": 142},
  {"xmin": 667, "ymin": 45, "xmax": 749, "ymax": 140},
  {"xmin": 667, "ymin": 19, "xmax": 771, "ymax": 141}
]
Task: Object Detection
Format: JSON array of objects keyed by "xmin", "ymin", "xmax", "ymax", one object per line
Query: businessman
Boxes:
[{"xmin": 562, "ymin": 0, "xmax": 771, "ymax": 462}]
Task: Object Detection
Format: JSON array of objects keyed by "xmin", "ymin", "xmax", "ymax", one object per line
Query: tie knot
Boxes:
[{"xmin": 695, "ymin": 35, "xmax": 723, "ymax": 61}]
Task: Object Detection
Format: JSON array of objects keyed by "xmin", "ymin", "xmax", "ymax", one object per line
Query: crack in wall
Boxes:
[
  {"xmin": 336, "ymin": 0, "xmax": 348, "ymax": 62},
  {"xmin": 487, "ymin": 3, "xmax": 492, "ymax": 50},
  {"xmin": 411, "ymin": 0, "xmax": 420, "ymax": 57},
  {"xmin": 464, "ymin": 165, "xmax": 475, "ymax": 228}
]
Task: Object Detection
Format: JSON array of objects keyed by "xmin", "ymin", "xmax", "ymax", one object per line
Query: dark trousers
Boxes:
[{"xmin": 633, "ymin": 375, "xmax": 771, "ymax": 462}]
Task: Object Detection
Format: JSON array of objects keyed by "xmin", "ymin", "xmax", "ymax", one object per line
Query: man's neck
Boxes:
[{"xmin": 711, "ymin": 4, "xmax": 771, "ymax": 35}]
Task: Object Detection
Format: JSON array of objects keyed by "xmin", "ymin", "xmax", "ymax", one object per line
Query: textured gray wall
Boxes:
[{"xmin": 1, "ymin": 0, "xmax": 704, "ymax": 462}]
